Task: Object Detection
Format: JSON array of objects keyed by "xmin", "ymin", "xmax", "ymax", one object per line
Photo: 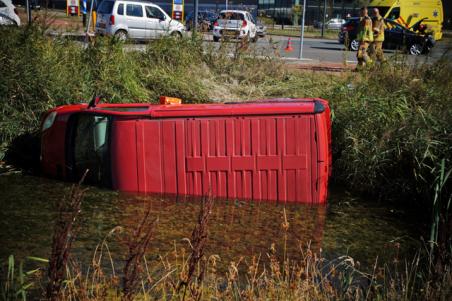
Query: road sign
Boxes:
[
  {"xmin": 66, "ymin": 0, "xmax": 80, "ymax": 16},
  {"xmin": 172, "ymin": 0, "xmax": 184, "ymax": 21}
]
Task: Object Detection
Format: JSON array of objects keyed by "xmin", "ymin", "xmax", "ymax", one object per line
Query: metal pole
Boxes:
[
  {"xmin": 85, "ymin": 0, "xmax": 95, "ymax": 41},
  {"xmin": 321, "ymin": 0, "xmax": 327, "ymax": 37},
  {"xmin": 26, "ymin": 0, "xmax": 31, "ymax": 24},
  {"xmin": 193, "ymin": 0, "xmax": 199, "ymax": 36},
  {"xmin": 225, "ymin": 0, "xmax": 228, "ymax": 10},
  {"xmin": 82, "ymin": 0, "xmax": 87, "ymax": 27},
  {"xmin": 299, "ymin": 0, "xmax": 306, "ymax": 59}
]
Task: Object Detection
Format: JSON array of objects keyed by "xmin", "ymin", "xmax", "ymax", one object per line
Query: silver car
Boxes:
[
  {"xmin": 95, "ymin": 0, "xmax": 185, "ymax": 40},
  {"xmin": 0, "ymin": 0, "xmax": 20, "ymax": 26},
  {"xmin": 326, "ymin": 18, "xmax": 346, "ymax": 30}
]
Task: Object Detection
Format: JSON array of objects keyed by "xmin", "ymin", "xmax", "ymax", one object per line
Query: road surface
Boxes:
[{"xmin": 122, "ymin": 34, "xmax": 451, "ymax": 65}]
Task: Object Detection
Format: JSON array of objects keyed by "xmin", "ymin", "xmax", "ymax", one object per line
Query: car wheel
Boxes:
[
  {"xmin": 213, "ymin": 36, "xmax": 220, "ymax": 42},
  {"xmin": 171, "ymin": 31, "xmax": 182, "ymax": 39},
  {"xmin": 349, "ymin": 39, "xmax": 359, "ymax": 51},
  {"xmin": 114, "ymin": 30, "xmax": 127, "ymax": 42},
  {"xmin": 408, "ymin": 43, "xmax": 423, "ymax": 55}
]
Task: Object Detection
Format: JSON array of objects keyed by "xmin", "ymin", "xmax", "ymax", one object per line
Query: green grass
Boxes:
[{"xmin": 267, "ymin": 28, "xmax": 339, "ymax": 40}]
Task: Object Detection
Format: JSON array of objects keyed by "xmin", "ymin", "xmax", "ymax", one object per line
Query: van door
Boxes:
[
  {"xmin": 145, "ymin": 5, "xmax": 169, "ymax": 37},
  {"xmin": 125, "ymin": 3, "xmax": 145, "ymax": 39}
]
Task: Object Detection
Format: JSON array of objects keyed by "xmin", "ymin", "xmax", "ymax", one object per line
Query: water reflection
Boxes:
[
  {"xmin": 0, "ymin": 173, "xmax": 418, "ymax": 271},
  {"xmin": 113, "ymin": 195, "xmax": 326, "ymax": 266}
]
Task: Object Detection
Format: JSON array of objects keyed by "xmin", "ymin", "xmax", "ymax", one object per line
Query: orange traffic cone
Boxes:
[{"xmin": 285, "ymin": 37, "xmax": 294, "ymax": 52}]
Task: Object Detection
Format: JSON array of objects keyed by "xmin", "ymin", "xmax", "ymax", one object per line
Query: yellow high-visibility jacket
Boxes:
[
  {"xmin": 372, "ymin": 16, "xmax": 385, "ymax": 42},
  {"xmin": 357, "ymin": 16, "xmax": 374, "ymax": 42}
]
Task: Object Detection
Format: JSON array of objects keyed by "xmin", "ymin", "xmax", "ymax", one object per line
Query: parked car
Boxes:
[
  {"xmin": 30, "ymin": 0, "xmax": 41, "ymax": 10},
  {"xmin": 326, "ymin": 18, "xmax": 345, "ymax": 30},
  {"xmin": 95, "ymin": 0, "xmax": 185, "ymax": 41},
  {"xmin": 338, "ymin": 17, "xmax": 435, "ymax": 55},
  {"xmin": 185, "ymin": 10, "xmax": 218, "ymax": 31},
  {"xmin": 212, "ymin": 10, "xmax": 258, "ymax": 42},
  {"xmin": 0, "ymin": 0, "xmax": 20, "ymax": 26},
  {"xmin": 313, "ymin": 20, "xmax": 323, "ymax": 29},
  {"xmin": 256, "ymin": 20, "xmax": 267, "ymax": 37}
]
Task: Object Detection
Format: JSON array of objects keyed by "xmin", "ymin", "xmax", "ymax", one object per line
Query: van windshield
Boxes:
[
  {"xmin": 72, "ymin": 114, "xmax": 111, "ymax": 186},
  {"xmin": 98, "ymin": 0, "xmax": 114, "ymax": 14}
]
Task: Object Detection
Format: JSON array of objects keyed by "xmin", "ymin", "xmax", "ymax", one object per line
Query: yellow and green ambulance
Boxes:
[{"xmin": 368, "ymin": 0, "xmax": 444, "ymax": 40}]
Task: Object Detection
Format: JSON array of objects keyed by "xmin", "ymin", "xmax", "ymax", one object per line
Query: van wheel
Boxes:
[
  {"xmin": 409, "ymin": 43, "xmax": 423, "ymax": 55},
  {"xmin": 213, "ymin": 36, "xmax": 220, "ymax": 42},
  {"xmin": 251, "ymin": 34, "xmax": 258, "ymax": 43},
  {"xmin": 349, "ymin": 39, "xmax": 359, "ymax": 51},
  {"xmin": 115, "ymin": 30, "xmax": 127, "ymax": 41},
  {"xmin": 171, "ymin": 31, "xmax": 182, "ymax": 39}
]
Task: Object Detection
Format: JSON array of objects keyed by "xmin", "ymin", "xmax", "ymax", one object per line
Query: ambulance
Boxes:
[{"xmin": 368, "ymin": 0, "xmax": 444, "ymax": 40}]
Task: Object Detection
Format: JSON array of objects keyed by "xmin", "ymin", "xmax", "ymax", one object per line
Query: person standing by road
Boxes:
[
  {"xmin": 356, "ymin": 7, "xmax": 373, "ymax": 68},
  {"xmin": 370, "ymin": 8, "xmax": 385, "ymax": 63}
]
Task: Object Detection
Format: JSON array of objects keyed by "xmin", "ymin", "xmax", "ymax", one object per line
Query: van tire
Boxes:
[
  {"xmin": 251, "ymin": 34, "xmax": 258, "ymax": 43},
  {"xmin": 114, "ymin": 30, "xmax": 127, "ymax": 41},
  {"xmin": 213, "ymin": 36, "xmax": 220, "ymax": 42}
]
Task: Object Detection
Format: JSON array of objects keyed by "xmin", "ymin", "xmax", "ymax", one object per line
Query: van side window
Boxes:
[
  {"xmin": 388, "ymin": 7, "xmax": 400, "ymax": 20},
  {"xmin": 145, "ymin": 6, "xmax": 165, "ymax": 20},
  {"xmin": 117, "ymin": 3, "xmax": 124, "ymax": 15},
  {"xmin": 126, "ymin": 4, "xmax": 143, "ymax": 17}
]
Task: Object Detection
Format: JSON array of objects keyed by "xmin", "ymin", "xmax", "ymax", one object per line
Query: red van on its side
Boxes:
[{"xmin": 40, "ymin": 98, "xmax": 331, "ymax": 204}]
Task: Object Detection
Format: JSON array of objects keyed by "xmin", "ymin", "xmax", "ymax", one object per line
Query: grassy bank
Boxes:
[{"xmin": 267, "ymin": 28, "xmax": 339, "ymax": 39}]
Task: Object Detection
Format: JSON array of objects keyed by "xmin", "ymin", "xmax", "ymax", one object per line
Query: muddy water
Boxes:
[{"xmin": 0, "ymin": 172, "xmax": 419, "ymax": 271}]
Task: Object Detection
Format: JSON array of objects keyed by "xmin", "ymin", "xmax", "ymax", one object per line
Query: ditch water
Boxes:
[{"xmin": 0, "ymin": 172, "xmax": 420, "ymax": 273}]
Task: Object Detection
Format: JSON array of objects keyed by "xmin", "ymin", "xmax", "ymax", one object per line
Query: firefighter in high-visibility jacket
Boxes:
[
  {"xmin": 370, "ymin": 7, "xmax": 385, "ymax": 62},
  {"xmin": 356, "ymin": 7, "xmax": 373, "ymax": 67}
]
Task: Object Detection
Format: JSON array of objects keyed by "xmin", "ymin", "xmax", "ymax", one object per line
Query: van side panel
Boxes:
[{"xmin": 130, "ymin": 114, "xmax": 326, "ymax": 204}]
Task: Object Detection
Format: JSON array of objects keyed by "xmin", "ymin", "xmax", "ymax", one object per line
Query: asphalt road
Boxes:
[{"xmin": 125, "ymin": 33, "xmax": 451, "ymax": 65}]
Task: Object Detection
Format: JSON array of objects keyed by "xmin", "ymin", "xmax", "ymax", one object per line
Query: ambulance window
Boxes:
[
  {"xmin": 388, "ymin": 7, "xmax": 400, "ymax": 20},
  {"xmin": 72, "ymin": 114, "xmax": 111, "ymax": 186}
]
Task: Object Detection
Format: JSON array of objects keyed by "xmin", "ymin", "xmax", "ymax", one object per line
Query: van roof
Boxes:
[{"xmin": 51, "ymin": 99, "xmax": 327, "ymax": 118}]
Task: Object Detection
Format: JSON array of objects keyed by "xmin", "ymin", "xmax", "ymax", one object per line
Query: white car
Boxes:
[
  {"xmin": 326, "ymin": 18, "xmax": 346, "ymax": 30},
  {"xmin": 213, "ymin": 10, "xmax": 258, "ymax": 42},
  {"xmin": 0, "ymin": 0, "xmax": 20, "ymax": 26},
  {"xmin": 95, "ymin": 0, "xmax": 185, "ymax": 40}
]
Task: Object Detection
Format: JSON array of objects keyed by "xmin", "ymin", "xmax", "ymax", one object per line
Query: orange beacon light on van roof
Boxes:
[{"xmin": 159, "ymin": 96, "xmax": 182, "ymax": 105}]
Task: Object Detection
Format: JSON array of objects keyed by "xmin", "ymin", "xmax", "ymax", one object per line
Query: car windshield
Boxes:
[
  {"xmin": 386, "ymin": 20, "xmax": 406, "ymax": 32},
  {"xmin": 220, "ymin": 12, "xmax": 244, "ymax": 21},
  {"xmin": 344, "ymin": 18, "xmax": 359, "ymax": 26},
  {"xmin": 97, "ymin": 0, "xmax": 114, "ymax": 14}
]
